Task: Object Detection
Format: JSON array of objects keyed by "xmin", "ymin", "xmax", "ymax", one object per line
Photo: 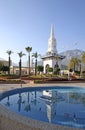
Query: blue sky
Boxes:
[{"xmin": 0, "ymin": 0, "xmax": 85, "ymax": 64}]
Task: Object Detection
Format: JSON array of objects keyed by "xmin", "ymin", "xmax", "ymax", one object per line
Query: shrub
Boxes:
[
  {"xmin": 48, "ymin": 67, "xmax": 53, "ymax": 72},
  {"xmin": 74, "ymin": 71, "xmax": 80, "ymax": 75}
]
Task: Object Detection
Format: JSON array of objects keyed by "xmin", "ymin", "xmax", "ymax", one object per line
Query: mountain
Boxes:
[
  {"xmin": 14, "ymin": 49, "xmax": 84, "ymax": 67},
  {"xmin": 59, "ymin": 49, "xmax": 84, "ymax": 66}
]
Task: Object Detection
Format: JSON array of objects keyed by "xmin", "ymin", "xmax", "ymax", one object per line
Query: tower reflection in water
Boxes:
[{"xmin": 1, "ymin": 88, "xmax": 85, "ymax": 128}]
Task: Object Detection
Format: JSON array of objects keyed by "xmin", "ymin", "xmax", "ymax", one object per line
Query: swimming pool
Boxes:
[{"xmin": 0, "ymin": 86, "xmax": 85, "ymax": 129}]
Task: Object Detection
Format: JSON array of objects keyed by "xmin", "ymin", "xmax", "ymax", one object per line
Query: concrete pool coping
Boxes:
[
  {"xmin": 0, "ymin": 82, "xmax": 85, "ymax": 93},
  {"xmin": 0, "ymin": 82, "xmax": 84, "ymax": 130}
]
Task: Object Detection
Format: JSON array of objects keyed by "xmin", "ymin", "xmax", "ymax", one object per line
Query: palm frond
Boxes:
[{"xmin": 18, "ymin": 51, "xmax": 26, "ymax": 58}]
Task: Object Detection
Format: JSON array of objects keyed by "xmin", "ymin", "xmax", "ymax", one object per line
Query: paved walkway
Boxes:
[{"xmin": 0, "ymin": 82, "xmax": 85, "ymax": 93}]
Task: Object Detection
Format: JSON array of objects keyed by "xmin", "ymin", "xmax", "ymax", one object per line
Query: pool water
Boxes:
[{"xmin": 0, "ymin": 86, "xmax": 85, "ymax": 129}]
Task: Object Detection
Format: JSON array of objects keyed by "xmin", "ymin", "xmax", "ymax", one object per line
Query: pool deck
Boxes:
[{"xmin": 0, "ymin": 82, "xmax": 85, "ymax": 93}]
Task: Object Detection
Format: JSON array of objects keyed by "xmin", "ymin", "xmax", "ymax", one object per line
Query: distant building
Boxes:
[
  {"xmin": 10, "ymin": 66, "xmax": 35, "ymax": 75},
  {"xmin": 42, "ymin": 25, "xmax": 65, "ymax": 73},
  {"xmin": 0, "ymin": 59, "xmax": 9, "ymax": 66}
]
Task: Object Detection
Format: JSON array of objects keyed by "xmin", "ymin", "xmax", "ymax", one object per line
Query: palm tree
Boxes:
[
  {"xmin": 68, "ymin": 57, "xmax": 79, "ymax": 72},
  {"xmin": 6, "ymin": 50, "xmax": 13, "ymax": 75},
  {"xmin": 18, "ymin": 51, "xmax": 25, "ymax": 76},
  {"xmin": 81, "ymin": 52, "xmax": 85, "ymax": 74},
  {"xmin": 78, "ymin": 59, "xmax": 82, "ymax": 75},
  {"xmin": 25, "ymin": 46, "xmax": 32, "ymax": 75},
  {"xmin": 82, "ymin": 52, "xmax": 85, "ymax": 64},
  {"xmin": 32, "ymin": 52, "xmax": 41, "ymax": 75}
]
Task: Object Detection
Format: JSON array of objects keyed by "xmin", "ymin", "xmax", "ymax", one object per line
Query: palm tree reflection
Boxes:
[
  {"xmin": 24, "ymin": 92, "xmax": 31, "ymax": 112},
  {"xmin": 5, "ymin": 96, "xmax": 10, "ymax": 106},
  {"xmin": 17, "ymin": 93, "xmax": 22, "ymax": 112},
  {"xmin": 33, "ymin": 91, "xmax": 37, "ymax": 105}
]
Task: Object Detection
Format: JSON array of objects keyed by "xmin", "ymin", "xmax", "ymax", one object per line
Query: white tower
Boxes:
[
  {"xmin": 42, "ymin": 25, "xmax": 65, "ymax": 73},
  {"xmin": 47, "ymin": 25, "xmax": 57, "ymax": 54}
]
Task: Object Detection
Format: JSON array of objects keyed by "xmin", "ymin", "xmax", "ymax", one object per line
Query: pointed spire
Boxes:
[
  {"xmin": 50, "ymin": 24, "xmax": 54, "ymax": 38},
  {"xmin": 47, "ymin": 24, "xmax": 57, "ymax": 54}
]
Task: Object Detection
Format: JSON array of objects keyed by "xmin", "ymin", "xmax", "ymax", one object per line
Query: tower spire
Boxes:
[
  {"xmin": 50, "ymin": 24, "xmax": 54, "ymax": 38},
  {"xmin": 47, "ymin": 24, "xmax": 57, "ymax": 54}
]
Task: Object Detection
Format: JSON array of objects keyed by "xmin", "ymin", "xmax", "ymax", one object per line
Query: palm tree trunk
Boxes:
[
  {"xmin": 8, "ymin": 56, "xmax": 10, "ymax": 75},
  {"xmin": 35, "ymin": 59, "xmax": 37, "ymax": 76},
  {"xmin": 74, "ymin": 63, "xmax": 75, "ymax": 72},
  {"xmin": 28, "ymin": 54, "xmax": 30, "ymax": 75},
  {"xmin": 80, "ymin": 63, "xmax": 82, "ymax": 76},
  {"xmin": 19, "ymin": 59, "xmax": 21, "ymax": 76}
]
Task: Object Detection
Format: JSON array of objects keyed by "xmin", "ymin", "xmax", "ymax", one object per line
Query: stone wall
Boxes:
[{"xmin": 0, "ymin": 105, "xmax": 81, "ymax": 130}]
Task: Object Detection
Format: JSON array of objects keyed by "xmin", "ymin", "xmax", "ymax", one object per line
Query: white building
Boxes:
[{"xmin": 42, "ymin": 25, "xmax": 65, "ymax": 73}]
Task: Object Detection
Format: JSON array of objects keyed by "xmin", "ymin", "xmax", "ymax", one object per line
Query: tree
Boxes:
[
  {"xmin": 81, "ymin": 52, "xmax": 85, "ymax": 74},
  {"xmin": 6, "ymin": 50, "xmax": 13, "ymax": 75},
  {"xmin": 48, "ymin": 67, "xmax": 53, "ymax": 73},
  {"xmin": 82, "ymin": 52, "xmax": 85, "ymax": 64},
  {"xmin": 0, "ymin": 62, "xmax": 3, "ymax": 71},
  {"xmin": 18, "ymin": 51, "xmax": 25, "ymax": 76},
  {"xmin": 1, "ymin": 65, "xmax": 9, "ymax": 73},
  {"xmin": 25, "ymin": 46, "xmax": 32, "ymax": 75},
  {"xmin": 37, "ymin": 65, "xmax": 43, "ymax": 74},
  {"xmin": 78, "ymin": 59, "xmax": 82, "ymax": 75},
  {"xmin": 68, "ymin": 57, "xmax": 79, "ymax": 72},
  {"xmin": 32, "ymin": 52, "xmax": 41, "ymax": 76}
]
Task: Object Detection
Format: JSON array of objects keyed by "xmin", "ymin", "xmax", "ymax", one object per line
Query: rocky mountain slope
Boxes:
[{"xmin": 60, "ymin": 49, "xmax": 84, "ymax": 66}]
